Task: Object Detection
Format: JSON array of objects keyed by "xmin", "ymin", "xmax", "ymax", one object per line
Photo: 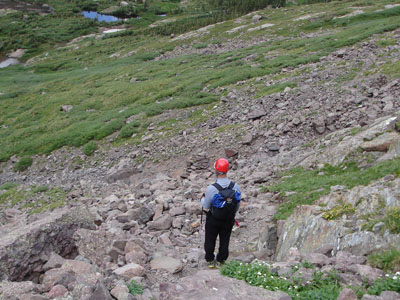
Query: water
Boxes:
[
  {"xmin": 82, "ymin": 11, "xmax": 121, "ymax": 22},
  {"xmin": 0, "ymin": 58, "xmax": 19, "ymax": 69}
]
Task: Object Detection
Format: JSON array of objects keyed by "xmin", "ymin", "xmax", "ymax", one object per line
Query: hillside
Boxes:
[{"xmin": 1, "ymin": 0, "xmax": 400, "ymax": 299}]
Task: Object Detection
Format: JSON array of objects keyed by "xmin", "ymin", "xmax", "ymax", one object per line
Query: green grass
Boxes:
[
  {"xmin": 369, "ymin": 248, "xmax": 400, "ymax": 273},
  {"xmin": 14, "ymin": 156, "xmax": 33, "ymax": 172},
  {"xmin": 1, "ymin": 0, "xmax": 400, "ymax": 161},
  {"xmin": 128, "ymin": 280, "xmax": 143, "ymax": 296},
  {"xmin": 82, "ymin": 141, "xmax": 98, "ymax": 156},
  {"xmin": 221, "ymin": 260, "xmax": 341, "ymax": 300},
  {"xmin": 0, "ymin": 182, "xmax": 18, "ymax": 190},
  {"xmin": 0, "ymin": 185, "xmax": 67, "ymax": 214},
  {"xmin": 264, "ymin": 159, "xmax": 400, "ymax": 220}
]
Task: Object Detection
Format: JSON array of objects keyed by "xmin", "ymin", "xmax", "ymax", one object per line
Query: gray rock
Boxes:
[
  {"xmin": 242, "ymin": 133, "xmax": 253, "ymax": 145},
  {"xmin": 60, "ymin": 105, "xmax": 73, "ymax": 112},
  {"xmin": 148, "ymin": 214, "xmax": 173, "ymax": 230},
  {"xmin": 43, "ymin": 252, "xmax": 66, "ymax": 272},
  {"xmin": 159, "ymin": 269, "xmax": 291, "ymax": 299},
  {"xmin": 380, "ymin": 291, "xmax": 400, "ymax": 300},
  {"xmin": 337, "ymin": 288, "xmax": 357, "ymax": 300},
  {"xmin": 360, "ymin": 132, "xmax": 400, "ymax": 152},
  {"xmin": 74, "ymin": 229, "xmax": 116, "ymax": 267},
  {"xmin": 150, "ymin": 256, "xmax": 183, "ymax": 274},
  {"xmin": 42, "ymin": 268, "xmax": 76, "ymax": 291},
  {"xmin": 0, "ymin": 208, "xmax": 95, "ymax": 282},
  {"xmin": 252, "ymin": 14, "xmax": 262, "ymax": 23},
  {"xmin": 89, "ymin": 280, "xmax": 112, "ymax": 300},
  {"xmin": 0, "ymin": 281, "xmax": 43, "ymax": 300},
  {"xmin": 348, "ymin": 264, "xmax": 384, "ymax": 284},
  {"xmin": 114, "ymin": 263, "xmax": 145, "ymax": 279}
]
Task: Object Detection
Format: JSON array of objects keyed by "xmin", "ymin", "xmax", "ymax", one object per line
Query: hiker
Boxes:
[{"xmin": 201, "ymin": 158, "xmax": 241, "ymax": 268}]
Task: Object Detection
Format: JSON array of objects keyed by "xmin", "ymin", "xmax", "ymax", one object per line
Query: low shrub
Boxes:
[
  {"xmin": 14, "ymin": 156, "xmax": 33, "ymax": 172},
  {"xmin": 120, "ymin": 121, "xmax": 140, "ymax": 138},
  {"xmin": 220, "ymin": 260, "xmax": 341, "ymax": 300},
  {"xmin": 82, "ymin": 141, "xmax": 98, "ymax": 156},
  {"xmin": 368, "ymin": 248, "xmax": 400, "ymax": 273},
  {"xmin": 383, "ymin": 207, "xmax": 400, "ymax": 234},
  {"xmin": 0, "ymin": 182, "xmax": 18, "ymax": 190},
  {"xmin": 128, "ymin": 280, "xmax": 143, "ymax": 295}
]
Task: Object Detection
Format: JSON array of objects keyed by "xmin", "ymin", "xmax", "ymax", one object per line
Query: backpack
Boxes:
[{"xmin": 210, "ymin": 181, "xmax": 241, "ymax": 221}]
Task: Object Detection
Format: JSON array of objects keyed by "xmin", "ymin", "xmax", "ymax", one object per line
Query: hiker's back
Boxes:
[{"xmin": 210, "ymin": 180, "xmax": 241, "ymax": 222}]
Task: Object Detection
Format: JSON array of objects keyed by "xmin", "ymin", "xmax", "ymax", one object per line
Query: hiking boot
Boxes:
[
  {"xmin": 216, "ymin": 261, "xmax": 225, "ymax": 269},
  {"xmin": 207, "ymin": 261, "xmax": 215, "ymax": 269}
]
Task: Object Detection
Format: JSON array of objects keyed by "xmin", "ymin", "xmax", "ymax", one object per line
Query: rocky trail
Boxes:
[{"xmin": 1, "ymin": 10, "xmax": 400, "ymax": 300}]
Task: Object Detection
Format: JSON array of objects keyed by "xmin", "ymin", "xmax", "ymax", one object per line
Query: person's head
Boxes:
[{"xmin": 214, "ymin": 158, "xmax": 229, "ymax": 177}]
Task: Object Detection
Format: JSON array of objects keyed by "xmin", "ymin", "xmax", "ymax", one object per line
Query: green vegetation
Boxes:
[
  {"xmin": 367, "ymin": 273, "xmax": 400, "ymax": 296},
  {"xmin": 0, "ymin": 182, "xmax": 18, "ymax": 190},
  {"xmin": 221, "ymin": 260, "xmax": 341, "ymax": 300},
  {"xmin": 383, "ymin": 207, "xmax": 400, "ymax": 234},
  {"xmin": 361, "ymin": 204, "xmax": 400, "ymax": 235},
  {"xmin": 322, "ymin": 203, "xmax": 355, "ymax": 220},
  {"xmin": 0, "ymin": 185, "xmax": 67, "ymax": 214},
  {"xmin": 369, "ymin": 248, "xmax": 400, "ymax": 273},
  {"xmin": 82, "ymin": 141, "xmax": 98, "ymax": 156},
  {"xmin": 14, "ymin": 156, "xmax": 33, "ymax": 172},
  {"xmin": 255, "ymin": 81, "xmax": 297, "ymax": 97},
  {"xmin": 221, "ymin": 260, "xmax": 400, "ymax": 299},
  {"xmin": 128, "ymin": 280, "xmax": 143, "ymax": 295},
  {"xmin": 1, "ymin": 1, "xmax": 400, "ymax": 161},
  {"xmin": 264, "ymin": 159, "xmax": 400, "ymax": 220},
  {"xmin": 32, "ymin": 185, "xmax": 49, "ymax": 193}
]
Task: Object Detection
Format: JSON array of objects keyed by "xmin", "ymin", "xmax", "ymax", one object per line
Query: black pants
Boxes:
[{"xmin": 204, "ymin": 214, "xmax": 234, "ymax": 263}]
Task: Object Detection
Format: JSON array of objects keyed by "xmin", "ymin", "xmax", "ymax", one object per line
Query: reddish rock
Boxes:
[{"xmin": 47, "ymin": 285, "xmax": 68, "ymax": 299}]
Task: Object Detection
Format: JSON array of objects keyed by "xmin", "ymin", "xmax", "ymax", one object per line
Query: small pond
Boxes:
[
  {"xmin": 0, "ymin": 58, "xmax": 19, "ymax": 69},
  {"xmin": 82, "ymin": 11, "xmax": 121, "ymax": 22}
]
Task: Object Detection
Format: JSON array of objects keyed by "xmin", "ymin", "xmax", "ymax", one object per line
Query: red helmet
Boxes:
[{"xmin": 214, "ymin": 158, "xmax": 229, "ymax": 173}]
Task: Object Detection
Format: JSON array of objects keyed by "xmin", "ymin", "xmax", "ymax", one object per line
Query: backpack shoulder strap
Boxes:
[
  {"xmin": 212, "ymin": 182, "xmax": 223, "ymax": 192},
  {"xmin": 228, "ymin": 181, "xmax": 235, "ymax": 189}
]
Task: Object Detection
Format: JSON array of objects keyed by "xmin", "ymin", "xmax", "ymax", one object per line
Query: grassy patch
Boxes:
[
  {"xmin": 264, "ymin": 159, "xmax": 400, "ymax": 220},
  {"xmin": 1, "ymin": 0, "xmax": 400, "ymax": 161},
  {"xmin": 255, "ymin": 81, "xmax": 297, "ymax": 97},
  {"xmin": 369, "ymin": 248, "xmax": 400, "ymax": 273},
  {"xmin": 322, "ymin": 203, "xmax": 355, "ymax": 220},
  {"xmin": 0, "ymin": 185, "xmax": 67, "ymax": 214},
  {"xmin": 0, "ymin": 182, "xmax": 18, "ymax": 190},
  {"xmin": 14, "ymin": 156, "xmax": 33, "ymax": 172},
  {"xmin": 82, "ymin": 141, "xmax": 98, "ymax": 156},
  {"xmin": 221, "ymin": 260, "xmax": 341, "ymax": 300},
  {"xmin": 128, "ymin": 280, "xmax": 143, "ymax": 296}
]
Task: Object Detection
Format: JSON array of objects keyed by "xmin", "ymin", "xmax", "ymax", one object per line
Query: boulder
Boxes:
[
  {"xmin": 42, "ymin": 252, "xmax": 66, "ymax": 272},
  {"xmin": 125, "ymin": 250, "xmax": 147, "ymax": 266},
  {"xmin": 74, "ymin": 228, "xmax": 116, "ymax": 267},
  {"xmin": 337, "ymin": 288, "xmax": 357, "ymax": 300},
  {"xmin": 360, "ymin": 132, "xmax": 400, "ymax": 152},
  {"xmin": 0, "ymin": 281, "xmax": 43, "ymax": 300},
  {"xmin": 251, "ymin": 14, "xmax": 262, "ymax": 23},
  {"xmin": 184, "ymin": 202, "xmax": 202, "ymax": 215},
  {"xmin": 150, "ymin": 256, "xmax": 183, "ymax": 274},
  {"xmin": 148, "ymin": 214, "xmax": 173, "ymax": 230},
  {"xmin": 114, "ymin": 263, "xmax": 145, "ymax": 279},
  {"xmin": 46, "ymin": 285, "xmax": 68, "ymax": 299},
  {"xmin": 42, "ymin": 268, "xmax": 76, "ymax": 291},
  {"xmin": 348, "ymin": 264, "xmax": 384, "ymax": 284},
  {"xmin": 0, "ymin": 208, "xmax": 95, "ymax": 281},
  {"xmin": 61, "ymin": 260, "xmax": 95, "ymax": 275},
  {"xmin": 159, "ymin": 269, "xmax": 291, "ymax": 299},
  {"xmin": 60, "ymin": 105, "xmax": 73, "ymax": 112},
  {"xmin": 88, "ymin": 280, "xmax": 112, "ymax": 300}
]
